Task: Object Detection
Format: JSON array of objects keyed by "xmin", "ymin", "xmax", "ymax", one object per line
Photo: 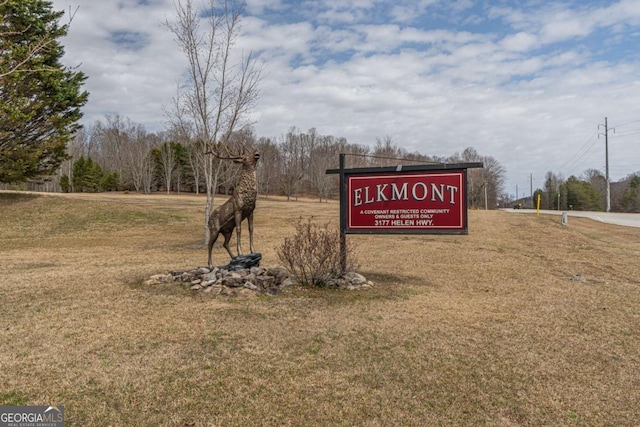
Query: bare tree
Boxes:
[
  {"xmin": 155, "ymin": 142, "xmax": 176, "ymax": 194},
  {"xmin": 278, "ymin": 127, "xmax": 310, "ymax": 200},
  {"xmin": 165, "ymin": 85, "xmax": 202, "ymax": 193},
  {"xmin": 92, "ymin": 115, "xmax": 130, "ymax": 181},
  {"xmin": 89, "ymin": 115, "xmax": 160, "ymax": 192},
  {"xmin": 166, "ymin": 0, "xmax": 262, "ymax": 243},
  {"xmin": 457, "ymin": 147, "xmax": 505, "ymax": 209},
  {"xmin": 460, "ymin": 147, "xmax": 483, "ymax": 208},
  {"xmin": 371, "ymin": 136, "xmax": 406, "ymax": 166},
  {"xmin": 255, "ymin": 136, "xmax": 281, "ymax": 195},
  {"xmin": 186, "ymin": 140, "xmax": 206, "ymax": 194},
  {"xmin": 480, "ymin": 155, "xmax": 506, "ymax": 209},
  {"xmin": 583, "ymin": 168, "xmax": 606, "ymax": 209},
  {"xmin": 343, "ymin": 142, "xmax": 371, "ymax": 169},
  {"xmin": 544, "ymin": 171, "xmax": 564, "ymax": 209},
  {"xmin": 123, "ymin": 127, "xmax": 160, "ymax": 193},
  {"xmin": 308, "ymin": 134, "xmax": 340, "ymax": 202}
]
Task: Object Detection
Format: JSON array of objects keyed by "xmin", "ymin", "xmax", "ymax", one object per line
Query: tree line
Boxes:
[
  {"xmin": 532, "ymin": 170, "xmax": 640, "ymax": 213},
  {"xmin": 13, "ymin": 116, "xmax": 505, "ymax": 210}
]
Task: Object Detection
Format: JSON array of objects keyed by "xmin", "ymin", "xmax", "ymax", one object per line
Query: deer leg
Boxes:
[
  {"xmin": 222, "ymin": 229, "xmax": 234, "ymax": 259},
  {"xmin": 207, "ymin": 227, "xmax": 221, "ymax": 267},
  {"xmin": 235, "ymin": 211, "xmax": 243, "ymax": 255},
  {"xmin": 248, "ymin": 211, "xmax": 255, "ymax": 254}
]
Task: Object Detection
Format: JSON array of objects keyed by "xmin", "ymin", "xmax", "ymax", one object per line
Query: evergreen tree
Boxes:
[
  {"xmin": 71, "ymin": 156, "xmax": 88, "ymax": 192},
  {"xmin": 70, "ymin": 156, "xmax": 117, "ymax": 192},
  {"xmin": 59, "ymin": 174, "xmax": 70, "ymax": 192},
  {"xmin": 0, "ymin": 0, "xmax": 88, "ymax": 183},
  {"xmin": 99, "ymin": 172, "xmax": 119, "ymax": 192},
  {"xmin": 172, "ymin": 142, "xmax": 189, "ymax": 192},
  {"xmin": 620, "ymin": 175, "xmax": 640, "ymax": 212},
  {"xmin": 563, "ymin": 176, "xmax": 603, "ymax": 211}
]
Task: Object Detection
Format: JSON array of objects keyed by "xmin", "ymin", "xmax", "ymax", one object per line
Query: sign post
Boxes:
[
  {"xmin": 328, "ymin": 156, "xmax": 483, "ymax": 269},
  {"xmin": 338, "ymin": 154, "xmax": 347, "ymax": 272}
]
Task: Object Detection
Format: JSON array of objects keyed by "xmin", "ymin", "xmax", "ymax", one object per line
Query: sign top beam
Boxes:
[{"xmin": 326, "ymin": 162, "xmax": 483, "ymax": 175}]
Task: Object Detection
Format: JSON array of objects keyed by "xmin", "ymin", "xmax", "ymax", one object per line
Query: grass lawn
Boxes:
[{"xmin": 1, "ymin": 191, "xmax": 639, "ymax": 426}]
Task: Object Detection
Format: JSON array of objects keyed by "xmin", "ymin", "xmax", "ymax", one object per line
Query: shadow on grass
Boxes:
[
  {"xmin": 365, "ymin": 271, "xmax": 429, "ymax": 286},
  {"xmin": 0, "ymin": 192, "xmax": 39, "ymax": 205},
  {"xmin": 130, "ymin": 278, "xmax": 192, "ymax": 298},
  {"xmin": 280, "ymin": 271, "xmax": 429, "ymax": 306}
]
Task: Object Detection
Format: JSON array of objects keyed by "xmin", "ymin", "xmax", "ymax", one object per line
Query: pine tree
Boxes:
[
  {"xmin": 0, "ymin": 0, "xmax": 88, "ymax": 183},
  {"xmin": 620, "ymin": 175, "xmax": 640, "ymax": 212},
  {"xmin": 70, "ymin": 156, "xmax": 117, "ymax": 192},
  {"xmin": 71, "ymin": 156, "xmax": 87, "ymax": 192}
]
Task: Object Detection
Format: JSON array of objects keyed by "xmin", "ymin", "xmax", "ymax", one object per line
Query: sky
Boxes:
[{"xmin": 49, "ymin": 0, "xmax": 640, "ymax": 198}]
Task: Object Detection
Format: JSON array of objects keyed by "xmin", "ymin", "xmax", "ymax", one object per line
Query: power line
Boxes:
[
  {"xmin": 564, "ymin": 144, "xmax": 600, "ymax": 177},
  {"xmin": 612, "ymin": 129, "xmax": 640, "ymax": 138},
  {"xmin": 343, "ymin": 153, "xmax": 441, "ymax": 164},
  {"xmin": 615, "ymin": 118, "xmax": 640, "ymax": 128},
  {"xmin": 559, "ymin": 130, "xmax": 600, "ymax": 176},
  {"xmin": 611, "ymin": 162, "xmax": 640, "ymax": 169},
  {"xmin": 559, "ymin": 121, "xmax": 638, "ymax": 178}
]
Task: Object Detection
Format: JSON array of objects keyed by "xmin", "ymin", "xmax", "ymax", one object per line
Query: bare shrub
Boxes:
[{"xmin": 277, "ymin": 218, "xmax": 357, "ymax": 286}]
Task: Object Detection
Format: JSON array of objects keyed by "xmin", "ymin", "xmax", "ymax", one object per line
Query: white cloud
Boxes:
[
  {"xmin": 244, "ymin": 0, "xmax": 287, "ymax": 15},
  {"xmin": 500, "ymin": 32, "xmax": 539, "ymax": 52},
  {"xmin": 539, "ymin": 13, "xmax": 594, "ymax": 44},
  {"xmin": 389, "ymin": 0, "xmax": 438, "ymax": 24}
]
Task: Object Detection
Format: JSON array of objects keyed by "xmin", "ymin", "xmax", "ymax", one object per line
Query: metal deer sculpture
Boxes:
[{"xmin": 207, "ymin": 145, "xmax": 260, "ymax": 267}]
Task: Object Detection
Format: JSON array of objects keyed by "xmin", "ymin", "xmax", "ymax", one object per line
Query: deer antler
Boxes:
[{"xmin": 205, "ymin": 141, "xmax": 245, "ymax": 160}]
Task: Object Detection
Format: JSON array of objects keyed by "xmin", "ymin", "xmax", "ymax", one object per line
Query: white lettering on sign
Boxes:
[{"xmin": 353, "ymin": 182, "xmax": 411, "ymax": 206}]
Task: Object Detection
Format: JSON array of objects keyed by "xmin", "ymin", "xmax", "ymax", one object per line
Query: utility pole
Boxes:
[
  {"xmin": 598, "ymin": 117, "xmax": 615, "ymax": 212},
  {"xmin": 484, "ymin": 182, "xmax": 488, "ymax": 210}
]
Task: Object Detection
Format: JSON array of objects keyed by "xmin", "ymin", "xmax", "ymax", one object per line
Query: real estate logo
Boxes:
[{"xmin": 0, "ymin": 406, "xmax": 64, "ymax": 427}]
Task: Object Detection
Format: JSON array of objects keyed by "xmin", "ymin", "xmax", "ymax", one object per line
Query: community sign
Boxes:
[{"xmin": 328, "ymin": 156, "xmax": 484, "ymax": 235}]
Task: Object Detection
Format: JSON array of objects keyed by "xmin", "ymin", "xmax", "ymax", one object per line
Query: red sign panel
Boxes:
[{"xmin": 347, "ymin": 170, "xmax": 466, "ymax": 233}]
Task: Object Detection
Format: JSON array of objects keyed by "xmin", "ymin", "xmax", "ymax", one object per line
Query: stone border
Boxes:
[{"xmin": 144, "ymin": 267, "xmax": 373, "ymax": 295}]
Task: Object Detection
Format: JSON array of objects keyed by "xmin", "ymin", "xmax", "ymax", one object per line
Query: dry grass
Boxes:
[{"xmin": 1, "ymin": 191, "xmax": 639, "ymax": 426}]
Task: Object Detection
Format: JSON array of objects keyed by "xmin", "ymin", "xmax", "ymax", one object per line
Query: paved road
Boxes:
[{"xmin": 502, "ymin": 208, "xmax": 640, "ymax": 228}]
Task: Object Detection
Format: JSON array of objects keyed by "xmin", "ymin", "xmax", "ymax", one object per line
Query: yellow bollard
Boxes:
[{"xmin": 536, "ymin": 193, "xmax": 541, "ymax": 217}]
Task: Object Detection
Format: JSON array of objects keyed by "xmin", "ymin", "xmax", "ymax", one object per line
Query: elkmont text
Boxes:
[{"xmin": 352, "ymin": 182, "xmax": 459, "ymax": 207}]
